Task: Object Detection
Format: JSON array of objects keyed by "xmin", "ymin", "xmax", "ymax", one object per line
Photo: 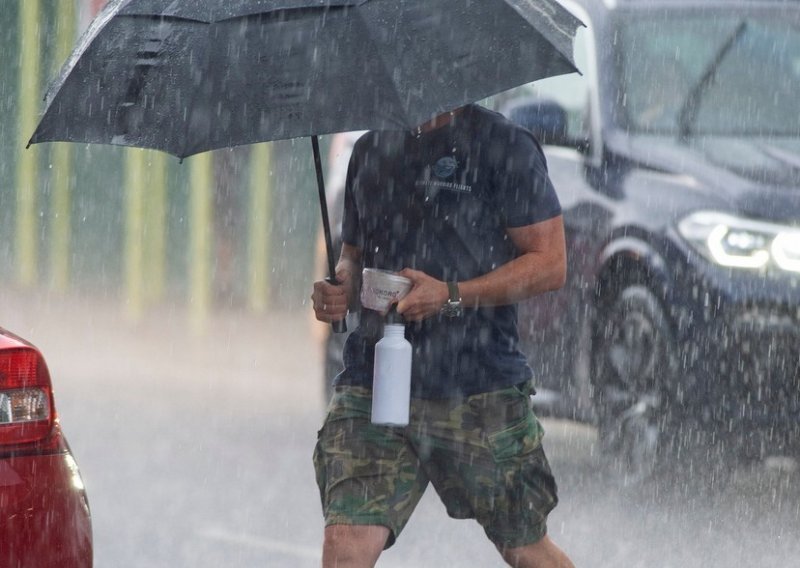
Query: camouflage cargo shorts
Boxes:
[{"xmin": 313, "ymin": 381, "xmax": 559, "ymax": 549}]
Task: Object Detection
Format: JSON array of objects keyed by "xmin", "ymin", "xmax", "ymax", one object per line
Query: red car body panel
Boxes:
[{"xmin": 1, "ymin": 329, "xmax": 92, "ymax": 568}]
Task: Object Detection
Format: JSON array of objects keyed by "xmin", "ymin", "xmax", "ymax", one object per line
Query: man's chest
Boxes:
[{"xmin": 354, "ymin": 140, "xmax": 499, "ymax": 235}]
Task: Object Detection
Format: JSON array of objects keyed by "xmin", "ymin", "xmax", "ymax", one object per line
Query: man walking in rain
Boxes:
[{"xmin": 311, "ymin": 104, "xmax": 574, "ymax": 568}]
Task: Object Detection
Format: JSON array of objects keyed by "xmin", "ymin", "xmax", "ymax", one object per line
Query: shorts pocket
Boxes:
[{"xmin": 486, "ymin": 411, "xmax": 544, "ymax": 462}]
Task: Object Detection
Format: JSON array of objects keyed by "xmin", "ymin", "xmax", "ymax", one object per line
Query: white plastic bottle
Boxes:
[{"xmin": 371, "ymin": 323, "xmax": 412, "ymax": 426}]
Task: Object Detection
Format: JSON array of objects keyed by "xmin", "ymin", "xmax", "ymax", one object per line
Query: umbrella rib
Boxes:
[
  {"xmin": 176, "ymin": 24, "xmax": 215, "ymax": 159},
  {"xmin": 362, "ymin": 14, "xmax": 472, "ymax": 127},
  {"xmin": 351, "ymin": 8, "xmax": 418, "ymax": 131},
  {"xmin": 504, "ymin": 0, "xmax": 584, "ymax": 64},
  {"xmin": 38, "ymin": 0, "xmax": 131, "ymax": 110}
]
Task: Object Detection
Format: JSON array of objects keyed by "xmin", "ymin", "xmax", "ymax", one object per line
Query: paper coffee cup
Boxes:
[{"xmin": 360, "ymin": 268, "xmax": 412, "ymax": 313}]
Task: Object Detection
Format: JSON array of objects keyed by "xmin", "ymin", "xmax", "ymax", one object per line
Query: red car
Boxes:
[{"xmin": 0, "ymin": 328, "xmax": 92, "ymax": 567}]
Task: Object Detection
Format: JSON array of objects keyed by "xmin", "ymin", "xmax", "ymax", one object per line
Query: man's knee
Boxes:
[
  {"xmin": 498, "ymin": 535, "xmax": 575, "ymax": 568},
  {"xmin": 322, "ymin": 524, "xmax": 390, "ymax": 568}
]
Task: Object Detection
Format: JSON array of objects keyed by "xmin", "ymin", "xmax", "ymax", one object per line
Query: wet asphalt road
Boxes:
[{"xmin": 3, "ymin": 292, "xmax": 799, "ymax": 567}]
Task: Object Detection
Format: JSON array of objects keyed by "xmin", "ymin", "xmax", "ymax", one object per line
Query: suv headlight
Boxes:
[{"xmin": 678, "ymin": 211, "xmax": 800, "ymax": 273}]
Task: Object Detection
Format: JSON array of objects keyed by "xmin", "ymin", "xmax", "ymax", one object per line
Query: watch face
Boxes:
[{"xmin": 442, "ymin": 301, "xmax": 463, "ymax": 317}]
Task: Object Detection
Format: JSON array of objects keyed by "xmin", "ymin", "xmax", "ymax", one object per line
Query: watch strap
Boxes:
[{"xmin": 447, "ymin": 281, "xmax": 461, "ymax": 303}]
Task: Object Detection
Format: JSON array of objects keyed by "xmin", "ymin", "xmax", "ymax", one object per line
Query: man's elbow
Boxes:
[
  {"xmin": 544, "ymin": 274, "xmax": 566, "ymax": 293},
  {"xmin": 547, "ymin": 260, "xmax": 567, "ymax": 291}
]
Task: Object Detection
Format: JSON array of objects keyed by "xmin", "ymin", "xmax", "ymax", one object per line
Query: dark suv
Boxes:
[{"xmin": 505, "ymin": 0, "xmax": 800, "ymax": 480}]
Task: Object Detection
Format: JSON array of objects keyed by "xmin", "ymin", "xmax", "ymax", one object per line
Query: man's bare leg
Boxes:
[
  {"xmin": 322, "ymin": 524, "xmax": 390, "ymax": 568},
  {"xmin": 499, "ymin": 535, "xmax": 575, "ymax": 568}
]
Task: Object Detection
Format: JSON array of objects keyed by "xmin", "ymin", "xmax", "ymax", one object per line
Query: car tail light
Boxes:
[{"xmin": 0, "ymin": 347, "xmax": 56, "ymax": 448}]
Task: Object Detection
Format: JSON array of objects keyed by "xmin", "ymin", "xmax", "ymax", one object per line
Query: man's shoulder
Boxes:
[
  {"xmin": 352, "ymin": 129, "xmax": 406, "ymax": 158},
  {"xmin": 468, "ymin": 105, "xmax": 540, "ymax": 147},
  {"xmin": 466, "ymin": 105, "xmax": 545, "ymax": 166},
  {"xmin": 467, "ymin": 103, "xmax": 508, "ymax": 125},
  {"xmin": 468, "ymin": 103, "xmax": 520, "ymax": 127}
]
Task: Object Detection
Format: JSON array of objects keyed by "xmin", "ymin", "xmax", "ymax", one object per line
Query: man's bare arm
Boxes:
[
  {"xmin": 462, "ymin": 214, "xmax": 566, "ymax": 305},
  {"xmin": 396, "ymin": 215, "xmax": 566, "ymax": 321}
]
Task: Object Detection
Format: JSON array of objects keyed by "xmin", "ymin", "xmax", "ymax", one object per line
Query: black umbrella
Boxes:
[{"xmin": 29, "ymin": 0, "xmax": 583, "ymax": 331}]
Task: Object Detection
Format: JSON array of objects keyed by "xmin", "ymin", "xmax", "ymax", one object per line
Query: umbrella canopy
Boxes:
[
  {"xmin": 30, "ymin": 0, "xmax": 582, "ymax": 158},
  {"xmin": 28, "ymin": 0, "xmax": 582, "ymax": 331}
]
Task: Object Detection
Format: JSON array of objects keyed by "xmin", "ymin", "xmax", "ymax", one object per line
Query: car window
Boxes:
[{"xmin": 621, "ymin": 13, "xmax": 800, "ymax": 136}]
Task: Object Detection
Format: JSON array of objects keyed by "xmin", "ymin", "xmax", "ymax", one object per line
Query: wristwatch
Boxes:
[{"xmin": 441, "ymin": 281, "xmax": 463, "ymax": 318}]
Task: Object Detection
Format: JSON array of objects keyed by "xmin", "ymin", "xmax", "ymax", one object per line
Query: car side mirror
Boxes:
[{"xmin": 502, "ymin": 98, "xmax": 571, "ymax": 147}]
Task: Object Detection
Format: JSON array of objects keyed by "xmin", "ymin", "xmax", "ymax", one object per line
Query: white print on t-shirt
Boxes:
[
  {"xmin": 415, "ymin": 179, "xmax": 473, "ymax": 195},
  {"xmin": 416, "ymin": 155, "xmax": 472, "ymax": 195}
]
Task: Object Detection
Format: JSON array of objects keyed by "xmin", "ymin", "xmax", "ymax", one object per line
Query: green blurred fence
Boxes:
[{"xmin": 0, "ymin": 1, "xmax": 323, "ymax": 330}]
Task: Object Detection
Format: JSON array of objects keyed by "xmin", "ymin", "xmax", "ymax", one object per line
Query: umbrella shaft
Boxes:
[
  {"xmin": 311, "ymin": 135, "xmax": 338, "ymax": 282},
  {"xmin": 312, "ymin": 136, "xmax": 347, "ymax": 334}
]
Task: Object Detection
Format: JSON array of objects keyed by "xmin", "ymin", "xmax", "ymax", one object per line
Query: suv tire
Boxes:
[{"xmin": 591, "ymin": 284, "xmax": 676, "ymax": 484}]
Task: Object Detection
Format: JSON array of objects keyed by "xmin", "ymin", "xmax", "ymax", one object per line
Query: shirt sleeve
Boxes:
[{"xmin": 494, "ymin": 128, "xmax": 562, "ymax": 228}]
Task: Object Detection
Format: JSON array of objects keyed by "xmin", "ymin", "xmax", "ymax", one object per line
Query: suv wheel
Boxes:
[{"xmin": 591, "ymin": 284, "xmax": 676, "ymax": 484}]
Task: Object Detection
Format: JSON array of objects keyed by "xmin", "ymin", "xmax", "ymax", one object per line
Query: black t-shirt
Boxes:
[{"xmin": 337, "ymin": 104, "xmax": 561, "ymax": 399}]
